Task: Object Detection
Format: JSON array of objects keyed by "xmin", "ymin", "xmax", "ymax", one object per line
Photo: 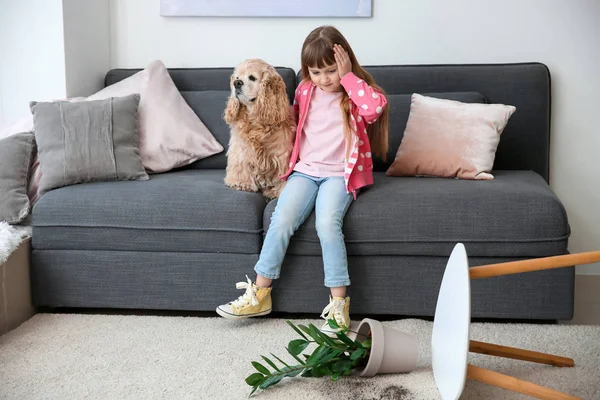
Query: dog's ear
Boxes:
[
  {"xmin": 224, "ymin": 94, "xmax": 240, "ymax": 125},
  {"xmin": 224, "ymin": 74, "xmax": 241, "ymax": 124},
  {"xmin": 254, "ymin": 71, "xmax": 290, "ymax": 125}
]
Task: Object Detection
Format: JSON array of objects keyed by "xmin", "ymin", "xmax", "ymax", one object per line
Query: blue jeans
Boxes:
[{"xmin": 254, "ymin": 171, "xmax": 354, "ymax": 287}]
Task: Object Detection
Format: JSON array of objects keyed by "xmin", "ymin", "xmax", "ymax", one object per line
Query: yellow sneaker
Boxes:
[
  {"xmin": 216, "ymin": 276, "xmax": 272, "ymax": 319},
  {"xmin": 320, "ymin": 296, "xmax": 351, "ymax": 336}
]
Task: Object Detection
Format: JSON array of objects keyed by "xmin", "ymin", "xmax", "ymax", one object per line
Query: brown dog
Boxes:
[{"xmin": 223, "ymin": 59, "xmax": 295, "ymax": 199}]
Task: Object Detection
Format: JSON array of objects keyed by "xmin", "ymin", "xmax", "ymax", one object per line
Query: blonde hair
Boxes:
[{"xmin": 300, "ymin": 25, "xmax": 389, "ymax": 161}]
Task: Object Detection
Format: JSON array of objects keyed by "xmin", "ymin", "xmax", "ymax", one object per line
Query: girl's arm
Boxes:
[{"xmin": 340, "ymin": 72, "xmax": 387, "ymax": 124}]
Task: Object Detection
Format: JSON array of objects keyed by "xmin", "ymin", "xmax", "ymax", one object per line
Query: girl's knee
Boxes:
[
  {"xmin": 269, "ymin": 210, "xmax": 297, "ymax": 233},
  {"xmin": 315, "ymin": 215, "xmax": 343, "ymax": 240}
]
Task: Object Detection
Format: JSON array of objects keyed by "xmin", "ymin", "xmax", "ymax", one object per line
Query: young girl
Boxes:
[{"xmin": 217, "ymin": 25, "xmax": 389, "ymax": 334}]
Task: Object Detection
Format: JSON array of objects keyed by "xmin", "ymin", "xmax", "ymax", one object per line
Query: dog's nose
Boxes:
[{"xmin": 234, "ymin": 79, "xmax": 243, "ymax": 89}]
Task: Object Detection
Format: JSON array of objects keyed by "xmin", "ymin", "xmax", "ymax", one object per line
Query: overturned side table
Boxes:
[
  {"xmin": 0, "ymin": 237, "xmax": 35, "ymax": 336},
  {"xmin": 432, "ymin": 243, "xmax": 600, "ymax": 400}
]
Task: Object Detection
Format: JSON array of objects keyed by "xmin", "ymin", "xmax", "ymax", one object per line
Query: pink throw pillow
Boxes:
[
  {"xmin": 386, "ymin": 93, "xmax": 516, "ymax": 180},
  {"xmin": 87, "ymin": 60, "xmax": 223, "ymax": 173}
]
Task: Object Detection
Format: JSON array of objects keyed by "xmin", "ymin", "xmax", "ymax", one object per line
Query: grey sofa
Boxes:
[{"xmin": 30, "ymin": 62, "xmax": 574, "ymax": 321}]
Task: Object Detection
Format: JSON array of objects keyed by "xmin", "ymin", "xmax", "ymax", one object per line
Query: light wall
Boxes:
[
  {"xmin": 0, "ymin": 0, "xmax": 67, "ymax": 126},
  {"xmin": 0, "ymin": 0, "xmax": 110, "ymax": 128}
]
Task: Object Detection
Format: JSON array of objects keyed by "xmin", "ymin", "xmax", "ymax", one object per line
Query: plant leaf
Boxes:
[
  {"xmin": 245, "ymin": 372, "xmax": 265, "ymax": 387},
  {"xmin": 306, "ymin": 344, "xmax": 330, "ymax": 364},
  {"xmin": 249, "ymin": 385, "xmax": 259, "ymax": 398},
  {"xmin": 308, "ymin": 324, "xmax": 326, "ymax": 345},
  {"xmin": 261, "ymin": 356, "xmax": 280, "ymax": 372},
  {"xmin": 319, "ymin": 350, "xmax": 342, "ymax": 365},
  {"xmin": 288, "ymin": 339, "xmax": 309, "ymax": 356},
  {"xmin": 270, "ymin": 353, "xmax": 290, "ymax": 368},
  {"xmin": 335, "ymin": 330, "xmax": 359, "ymax": 348},
  {"xmin": 252, "ymin": 361, "xmax": 270, "ymax": 375},
  {"xmin": 298, "ymin": 324, "xmax": 312, "ymax": 337},
  {"xmin": 327, "ymin": 318, "xmax": 340, "ymax": 329},
  {"xmin": 287, "ymin": 348, "xmax": 306, "ymax": 365},
  {"xmin": 361, "ymin": 338, "xmax": 372, "ymax": 349},
  {"xmin": 286, "ymin": 320, "xmax": 309, "ymax": 341},
  {"xmin": 316, "ymin": 329, "xmax": 339, "ymax": 347},
  {"xmin": 350, "ymin": 348, "xmax": 365, "ymax": 361},
  {"xmin": 333, "ymin": 359, "xmax": 353, "ymax": 373},
  {"xmin": 284, "ymin": 368, "xmax": 302, "ymax": 378},
  {"xmin": 311, "ymin": 364, "xmax": 331, "ymax": 377},
  {"xmin": 259, "ymin": 374, "xmax": 283, "ymax": 390}
]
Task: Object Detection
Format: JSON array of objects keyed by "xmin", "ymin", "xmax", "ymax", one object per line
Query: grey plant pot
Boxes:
[{"xmin": 354, "ymin": 318, "xmax": 418, "ymax": 377}]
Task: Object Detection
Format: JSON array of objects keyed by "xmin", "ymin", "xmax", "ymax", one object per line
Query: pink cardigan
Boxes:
[{"xmin": 281, "ymin": 72, "xmax": 388, "ymax": 199}]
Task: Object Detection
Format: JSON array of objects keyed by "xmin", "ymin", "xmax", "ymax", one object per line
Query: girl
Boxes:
[{"xmin": 217, "ymin": 25, "xmax": 389, "ymax": 335}]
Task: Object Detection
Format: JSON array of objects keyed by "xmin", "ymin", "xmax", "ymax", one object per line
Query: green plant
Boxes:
[{"xmin": 244, "ymin": 319, "xmax": 372, "ymax": 397}]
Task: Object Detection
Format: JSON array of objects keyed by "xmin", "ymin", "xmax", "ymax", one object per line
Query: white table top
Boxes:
[{"xmin": 431, "ymin": 243, "xmax": 471, "ymax": 400}]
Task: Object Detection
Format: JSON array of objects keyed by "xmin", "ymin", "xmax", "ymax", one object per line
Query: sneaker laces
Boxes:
[
  {"xmin": 321, "ymin": 297, "xmax": 345, "ymax": 326},
  {"xmin": 230, "ymin": 275, "xmax": 258, "ymax": 308}
]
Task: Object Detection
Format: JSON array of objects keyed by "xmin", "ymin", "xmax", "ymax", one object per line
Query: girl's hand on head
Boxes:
[{"xmin": 334, "ymin": 44, "xmax": 352, "ymax": 79}]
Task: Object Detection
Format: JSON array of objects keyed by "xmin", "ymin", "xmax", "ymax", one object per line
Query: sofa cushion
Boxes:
[
  {"xmin": 373, "ymin": 91, "xmax": 487, "ymax": 172},
  {"xmin": 86, "ymin": 60, "xmax": 224, "ymax": 174},
  {"xmin": 0, "ymin": 132, "xmax": 35, "ymax": 224},
  {"xmin": 263, "ymin": 171, "xmax": 570, "ymax": 258},
  {"xmin": 32, "ymin": 170, "xmax": 266, "ymax": 254},
  {"xmin": 30, "ymin": 94, "xmax": 149, "ymax": 197},
  {"xmin": 178, "ymin": 91, "xmax": 231, "ymax": 170},
  {"xmin": 386, "ymin": 93, "xmax": 516, "ymax": 180}
]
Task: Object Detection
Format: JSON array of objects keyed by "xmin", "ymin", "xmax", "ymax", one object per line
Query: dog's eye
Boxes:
[{"xmin": 249, "ymin": 75, "xmax": 256, "ymax": 82}]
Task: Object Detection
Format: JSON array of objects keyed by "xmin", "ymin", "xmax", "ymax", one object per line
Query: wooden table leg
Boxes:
[
  {"xmin": 466, "ymin": 364, "xmax": 582, "ymax": 400},
  {"xmin": 469, "ymin": 250, "xmax": 600, "ymax": 279},
  {"xmin": 470, "ymin": 340, "xmax": 574, "ymax": 367}
]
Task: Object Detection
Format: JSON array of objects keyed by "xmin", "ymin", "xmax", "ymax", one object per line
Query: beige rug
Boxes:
[{"xmin": 0, "ymin": 314, "xmax": 599, "ymax": 399}]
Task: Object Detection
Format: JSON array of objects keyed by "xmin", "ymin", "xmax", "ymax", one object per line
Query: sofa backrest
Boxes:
[
  {"xmin": 106, "ymin": 62, "xmax": 550, "ymax": 181},
  {"xmin": 358, "ymin": 63, "xmax": 551, "ymax": 181},
  {"xmin": 104, "ymin": 67, "xmax": 297, "ymax": 170}
]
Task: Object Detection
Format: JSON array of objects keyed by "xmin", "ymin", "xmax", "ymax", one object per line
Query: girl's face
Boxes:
[{"xmin": 308, "ymin": 63, "xmax": 342, "ymax": 93}]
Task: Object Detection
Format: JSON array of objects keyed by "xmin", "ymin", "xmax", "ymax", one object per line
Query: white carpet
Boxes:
[
  {"xmin": 0, "ymin": 221, "xmax": 31, "ymax": 264},
  {"xmin": 0, "ymin": 314, "xmax": 599, "ymax": 400}
]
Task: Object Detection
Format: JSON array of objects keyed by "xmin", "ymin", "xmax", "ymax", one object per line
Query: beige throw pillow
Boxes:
[
  {"xmin": 87, "ymin": 60, "xmax": 224, "ymax": 173},
  {"xmin": 386, "ymin": 93, "xmax": 516, "ymax": 180}
]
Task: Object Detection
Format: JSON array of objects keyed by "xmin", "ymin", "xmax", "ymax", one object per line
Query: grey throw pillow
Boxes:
[
  {"xmin": 30, "ymin": 94, "xmax": 148, "ymax": 196},
  {"xmin": 0, "ymin": 132, "xmax": 35, "ymax": 224}
]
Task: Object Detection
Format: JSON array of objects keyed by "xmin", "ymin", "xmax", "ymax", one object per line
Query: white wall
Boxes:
[
  {"xmin": 0, "ymin": 0, "xmax": 67, "ymax": 127},
  {"xmin": 113, "ymin": 0, "xmax": 598, "ymax": 275},
  {"xmin": 0, "ymin": 0, "xmax": 110, "ymax": 128},
  {"xmin": 62, "ymin": 0, "xmax": 111, "ymax": 98}
]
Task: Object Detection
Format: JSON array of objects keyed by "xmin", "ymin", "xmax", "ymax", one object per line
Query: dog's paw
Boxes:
[
  {"xmin": 237, "ymin": 183, "xmax": 259, "ymax": 192},
  {"xmin": 225, "ymin": 180, "xmax": 259, "ymax": 193},
  {"xmin": 262, "ymin": 188, "xmax": 277, "ymax": 200},
  {"xmin": 262, "ymin": 182, "xmax": 285, "ymax": 199}
]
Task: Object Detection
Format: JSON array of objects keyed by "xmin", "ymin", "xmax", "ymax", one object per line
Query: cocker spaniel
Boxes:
[{"xmin": 224, "ymin": 59, "xmax": 295, "ymax": 199}]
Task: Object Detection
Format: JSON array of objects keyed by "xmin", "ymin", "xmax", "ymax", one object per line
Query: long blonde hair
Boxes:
[{"xmin": 300, "ymin": 26, "xmax": 389, "ymax": 161}]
